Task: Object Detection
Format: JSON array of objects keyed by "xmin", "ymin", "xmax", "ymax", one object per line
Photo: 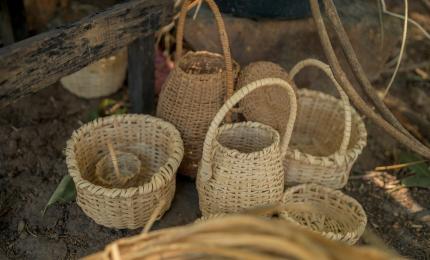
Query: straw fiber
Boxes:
[
  {"xmin": 66, "ymin": 114, "xmax": 184, "ymax": 229},
  {"xmin": 156, "ymin": 0, "xmax": 239, "ymax": 178},
  {"xmin": 280, "ymin": 184, "xmax": 367, "ymax": 245},
  {"xmin": 197, "ymin": 78, "xmax": 297, "ymax": 216},
  {"xmin": 284, "ymin": 59, "xmax": 367, "ymax": 189},
  {"xmin": 61, "ymin": 48, "xmax": 127, "ymax": 99},
  {"xmin": 237, "ymin": 61, "xmax": 298, "ymax": 133},
  {"xmin": 84, "ymin": 215, "xmax": 397, "ymax": 260}
]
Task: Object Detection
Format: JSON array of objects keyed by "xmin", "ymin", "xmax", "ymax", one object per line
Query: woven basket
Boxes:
[
  {"xmin": 66, "ymin": 114, "xmax": 184, "ymax": 229},
  {"xmin": 61, "ymin": 48, "xmax": 127, "ymax": 99},
  {"xmin": 284, "ymin": 59, "xmax": 367, "ymax": 189},
  {"xmin": 279, "ymin": 184, "xmax": 367, "ymax": 245},
  {"xmin": 237, "ymin": 61, "xmax": 298, "ymax": 133},
  {"xmin": 197, "ymin": 78, "xmax": 297, "ymax": 216},
  {"xmin": 84, "ymin": 215, "xmax": 396, "ymax": 260},
  {"xmin": 156, "ymin": 0, "xmax": 239, "ymax": 178}
]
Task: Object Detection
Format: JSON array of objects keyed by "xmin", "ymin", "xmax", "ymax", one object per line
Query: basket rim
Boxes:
[
  {"xmin": 65, "ymin": 114, "xmax": 184, "ymax": 199},
  {"xmin": 280, "ymin": 183, "xmax": 367, "ymax": 241},
  {"xmin": 176, "ymin": 51, "xmax": 240, "ymax": 77},
  {"xmin": 213, "ymin": 121, "xmax": 282, "ymax": 159},
  {"xmin": 285, "ymin": 88, "xmax": 367, "ymax": 167}
]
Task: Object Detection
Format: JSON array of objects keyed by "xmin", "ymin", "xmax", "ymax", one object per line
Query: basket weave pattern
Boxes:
[
  {"xmin": 197, "ymin": 78, "xmax": 297, "ymax": 216},
  {"xmin": 237, "ymin": 61, "xmax": 298, "ymax": 133},
  {"xmin": 66, "ymin": 114, "xmax": 184, "ymax": 229},
  {"xmin": 280, "ymin": 184, "xmax": 367, "ymax": 245},
  {"xmin": 156, "ymin": 0, "xmax": 239, "ymax": 178},
  {"xmin": 284, "ymin": 59, "xmax": 367, "ymax": 189}
]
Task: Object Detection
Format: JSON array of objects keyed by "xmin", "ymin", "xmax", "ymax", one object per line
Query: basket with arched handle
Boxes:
[
  {"xmin": 197, "ymin": 78, "xmax": 297, "ymax": 216},
  {"xmin": 156, "ymin": 0, "xmax": 240, "ymax": 178},
  {"xmin": 284, "ymin": 59, "xmax": 367, "ymax": 189}
]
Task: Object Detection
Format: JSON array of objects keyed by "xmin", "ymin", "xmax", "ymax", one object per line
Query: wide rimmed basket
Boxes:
[
  {"xmin": 156, "ymin": 0, "xmax": 239, "ymax": 178},
  {"xmin": 279, "ymin": 184, "xmax": 367, "ymax": 245},
  {"xmin": 66, "ymin": 114, "xmax": 184, "ymax": 229},
  {"xmin": 237, "ymin": 61, "xmax": 298, "ymax": 133},
  {"xmin": 61, "ymin": 48, "xmax": 127, "ymax": 99},
  {"xmin": 284, "ymin": 59, "xmax": 367, "ymax": 189},
  {"xmin": 197, "ymin": 78, "xmax": 297, "ymax": 216}
]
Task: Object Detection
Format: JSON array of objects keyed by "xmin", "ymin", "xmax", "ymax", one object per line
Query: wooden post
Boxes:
[
  {"xmin": 127, "ymin": 33, "xmax": 155, "ymax": 114},
  {"xmin": 0, "ymin": 0, "xmax": 15, "ymax": 45}
]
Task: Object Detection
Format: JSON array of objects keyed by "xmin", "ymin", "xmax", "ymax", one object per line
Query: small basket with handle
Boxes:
[{"xmin": 197, "ymin": 78, "xmax": 297, "ymax": 216}]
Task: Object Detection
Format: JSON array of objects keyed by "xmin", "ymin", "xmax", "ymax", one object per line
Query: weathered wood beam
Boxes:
[
  {"xmin": 128, "ymin": 33, "xmax": 155, "ymax": 114},
  {"xmin": 0, "ymin": 0, "xmax": 172, "ymax": 108}
]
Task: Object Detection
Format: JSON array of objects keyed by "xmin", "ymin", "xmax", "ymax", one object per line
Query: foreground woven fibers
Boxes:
[
  {"xmin": 197, "ymin": 78, "xmax": 297, "ymax": 216},
  {"xmin": 66, "ymin": 114, "xmax": 184, "ymax": 229},
  {"xmin": 84, "ymin": 215, "xmax": 398, "ymax": 260},
  {"xmin": 280, "ymin": 184, "xmax": 367, "ymax": 245},
  {"xmin": 284, "ymin": 59, "xmax": 367, "ymax": 189},
  {"xmin": 156, "ymin": 0, "xmax": 239, "ymax": 178}
]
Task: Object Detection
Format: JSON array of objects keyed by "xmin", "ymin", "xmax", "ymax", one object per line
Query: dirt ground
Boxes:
[{"xmin": 1, "ymin": 2, "xmax": 430, "ymax": 260}]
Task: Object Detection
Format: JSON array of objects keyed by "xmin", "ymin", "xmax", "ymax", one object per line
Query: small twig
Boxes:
[
  {"xmin": 374, "ymin": 160, "xmax": 427, "ymax": 171},
  {"xmin": 142, "ymin": 198, "xmax": 166, "ymax": 233},
  {"xmin": 382, "ymin": 0, "xmax": 408, "ymax": 98},
  {"xmin": 107, "ymin": 141, "xmax": 121, "ymax": 180}
]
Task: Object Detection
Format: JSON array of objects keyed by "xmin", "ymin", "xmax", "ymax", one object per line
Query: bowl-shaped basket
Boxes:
[
  {"xmin": 279, "ymin": 184, "xmax": 367, "ymax": 245},
  {"xmin": 66, "ymin": 114, "xmax": 184, "ymax": 229}
]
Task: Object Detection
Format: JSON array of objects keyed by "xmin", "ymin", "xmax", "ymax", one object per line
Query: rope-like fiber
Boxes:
[
  {"xmin": 83, "ymin": 215, "xmax": 399, "ymax": 260},
  {"xmin": 197, "ymin": 78, "xmax": 297, "ymax": 216},
  {"xmin": 66, "ymin": 114, "xmax": 184, "ymax": 229},
  {"xmin": 309, "ymin": 0, "xmax": 430, "ymax": 159},
  {"xmin": 322, "ymin": 0, "xmax": 413, "ymax": 140}
]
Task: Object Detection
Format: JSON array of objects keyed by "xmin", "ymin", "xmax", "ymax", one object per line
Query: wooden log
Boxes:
[
  {"xmin": 0, "ymin": 0, "xmax": 172, "ymax": 108},
  {"xmin": 128, "ymin": 33, "xmax": 155, "ymax": 114}
]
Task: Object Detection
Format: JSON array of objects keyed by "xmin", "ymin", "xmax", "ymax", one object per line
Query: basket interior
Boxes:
[
  {"xmin": 178, "ymin": 52, "xmax": 226, "ymax": 75},
  {"xmin": 73, "ymin": 119, "xmax": 175, "ymax": 188},
  {"xmin": 217, "ymin": 124, "xmax": 279, "ymax": 154},
  {"xmin": 281, "ymin": 189, "xmax": 364, "ymax": 235},
  {"xmin": 289, "ymin": 93, "xmax": 362, "ymax": 157}
]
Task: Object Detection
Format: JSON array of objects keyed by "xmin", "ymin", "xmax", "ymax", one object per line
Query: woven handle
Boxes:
[
  {"xmin": 176, "ymin": 0, "xmax": 234, "ymax": 110},
  {"xmin": 199, "ymin": 78, "xmax": 298, "ymax": 182},
  {"xmin": 288, "ymin": 59, "xmax": 352, "ymax": 154}
]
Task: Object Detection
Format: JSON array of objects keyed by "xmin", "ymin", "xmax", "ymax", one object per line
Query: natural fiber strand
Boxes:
[
  {"xmin": 310, "ymin": 0, "xmax": 430, "ymax": 159},
  {"xmin": 84, "ymin": 214, "xmax": 400, "ymax": 260}
]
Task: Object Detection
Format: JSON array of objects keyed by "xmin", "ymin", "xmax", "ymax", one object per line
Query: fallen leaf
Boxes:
[{"xmin": 43, "ymin": 175, "xmax": 76, "ymax": 215}]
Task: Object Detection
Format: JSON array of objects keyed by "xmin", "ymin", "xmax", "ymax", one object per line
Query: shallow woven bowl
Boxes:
[
  {"xmin": 66, "ymin": 114, "xmax": 184, "ymax": 229},
  {"xmin": 284, "ymin": 89, "xmax": 367, "ymax": 189},
  {"xmin": 279, "ymin": 183, "xmax": 367, "ymax": 245}
]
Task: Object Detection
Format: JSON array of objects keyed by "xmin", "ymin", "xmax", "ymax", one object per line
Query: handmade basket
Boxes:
[
  {"xmin": 61, "ymin": 48, "xmax": 127, "ymax": 99},
  {"xmin": 84, "ymin": 215, "xmax": 396, "ymax": 260},
  {"xmin": 284, "ymin": 59, "xmax": 367, "ymax": 189},
  {"xmin": 279, "ymin": 184, "xmax": 367, "ymax": 245},
  {"xmin": 66, "ymin": 114, "xmax": 184, "ymax": 229},
  {"xmin": 156, "ymin": 0, "xmax": 239, "ymax": 178},
  {"xmin": 197, "ymin": 78, "xmax": 297, "ymax": 216},
  {"xmin": 237, "ymin": 61, "xmax": 298, "ymax": 133}
]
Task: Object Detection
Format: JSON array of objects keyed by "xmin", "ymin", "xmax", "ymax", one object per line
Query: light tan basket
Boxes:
[
  {"xmin": 156, "ymin": 0, "xmax": 239, "ymax": 178},
  {"xmin": 237, "ymin": 61, "xmax": 298, "ymax": 133},
  {"xmin": 197, "ymin": 78, "xmax": 297, "ymax": 216},
  {"xmin": 84, "ymin": 215, "xmax": 397, "ymax": 260},
  {"xmin": 284, "ymin": 59, "xmax": 367, "ymax": 189},
  {"xmin": 61, "ymin": 48, "xmax": 127, "ymax": 99},
  {"xmin": 66, "ymin": 114, "xmax": 184, "ymax": 229},
  {"xmin": 279, "ymin": 184, "xmax": 367, "ymax": 245}
]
